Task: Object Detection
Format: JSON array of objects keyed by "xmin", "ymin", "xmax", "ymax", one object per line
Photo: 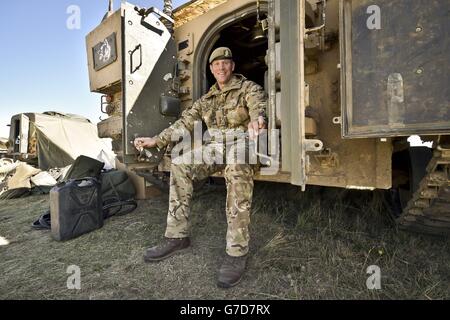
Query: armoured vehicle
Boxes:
[{"xmin": 84, "ymin": 0, "xmax": 450, "ymax": 235}]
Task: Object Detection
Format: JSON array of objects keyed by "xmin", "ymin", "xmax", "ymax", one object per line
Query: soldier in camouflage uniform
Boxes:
[{"xmin": 134, "ymin": 47, "xmax": 267, "ymax": 288}]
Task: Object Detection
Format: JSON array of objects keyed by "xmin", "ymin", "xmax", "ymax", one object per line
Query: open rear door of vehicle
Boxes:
[
  {"xmin": 269, "ymin": 0, "xmax": 323, "ymax": 189},
  {"xmin": 121, "ymin": 2, "xmax": 178, "ymax": 164},
  {"xmin": 340, "ymin": 0, "xmax": 450, "ymax": 138}
]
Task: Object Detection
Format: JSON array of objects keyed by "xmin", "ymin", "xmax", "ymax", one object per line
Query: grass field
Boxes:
[{"xmin": 0, "ymin": 181, "xmax": 449, "ymax": 299}]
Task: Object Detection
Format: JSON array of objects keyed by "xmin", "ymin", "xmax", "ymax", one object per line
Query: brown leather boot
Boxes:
[
  {"xmin": 143, "ymin": 237, "xmax": 190, "ymax": 262},
  {"xmin": 217, "ymin": 254, "xmax": 248, "ymax": 288}
]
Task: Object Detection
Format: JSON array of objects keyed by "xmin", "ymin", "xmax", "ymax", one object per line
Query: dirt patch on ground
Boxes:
[{"xmin": 0, "ymin": 182, "xmax": 449, "ymax": 299}]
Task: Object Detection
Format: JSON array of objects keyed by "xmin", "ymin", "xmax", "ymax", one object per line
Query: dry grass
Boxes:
[{"xmin": 0, "ymin": 181, "xmax": 449, "ymax": 300}]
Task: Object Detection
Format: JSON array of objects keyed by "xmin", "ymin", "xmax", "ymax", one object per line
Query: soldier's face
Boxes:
[{"xmin": 210, "ymin": 59, "xmax": 235, "ymax": 87}]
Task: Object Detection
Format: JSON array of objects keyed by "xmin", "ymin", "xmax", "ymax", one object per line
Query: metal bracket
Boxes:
[
  {"xmin": 304, "ymin": 139, "xmax": 323, "ymax": 152},
  {"xmin": 333, "ymin": 116, "xmax": 341, "ymax": 124}
]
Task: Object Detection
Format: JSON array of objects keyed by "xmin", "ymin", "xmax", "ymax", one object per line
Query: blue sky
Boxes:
[{"xmin": 0, "ymin": 0, "xmax": 188, "ymax": 138}]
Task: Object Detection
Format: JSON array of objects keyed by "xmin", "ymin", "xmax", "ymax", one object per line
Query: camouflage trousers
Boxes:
[{"xmin": 165, "ymin": 146, "xmax": 254, "ymax": 257}]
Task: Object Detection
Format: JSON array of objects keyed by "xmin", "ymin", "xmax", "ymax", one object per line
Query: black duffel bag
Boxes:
[{"xmin": 100, "ymin": 169, "xmax": 137, "ymax": 219}]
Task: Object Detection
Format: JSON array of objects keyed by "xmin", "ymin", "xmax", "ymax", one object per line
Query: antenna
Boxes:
[
  {"xmin": 163, "ymin": 0, "xmax": 174, "ymax": 34},
  {"xmin": 102, "ymin": 0, "xmax": 114, "ymax": 22}
]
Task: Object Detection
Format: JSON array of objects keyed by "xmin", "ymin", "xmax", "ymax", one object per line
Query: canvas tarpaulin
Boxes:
[{"xmin": 29, "ymin": 113, "xmax": 115, "ymax": 170}]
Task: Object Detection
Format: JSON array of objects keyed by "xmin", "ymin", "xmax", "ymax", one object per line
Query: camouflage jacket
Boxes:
[{"xmin": 155, "ymin": 74, "xmax": 267, "ymax": 148}]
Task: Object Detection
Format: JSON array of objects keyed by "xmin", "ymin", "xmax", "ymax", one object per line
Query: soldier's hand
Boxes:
[
  {"xmin": 134, "ymin": 137, "xmax": 157, "ymax": 150},
  {"xmin": 248, "ymin": 116, "xmax": 267, "ymax": 140}
]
